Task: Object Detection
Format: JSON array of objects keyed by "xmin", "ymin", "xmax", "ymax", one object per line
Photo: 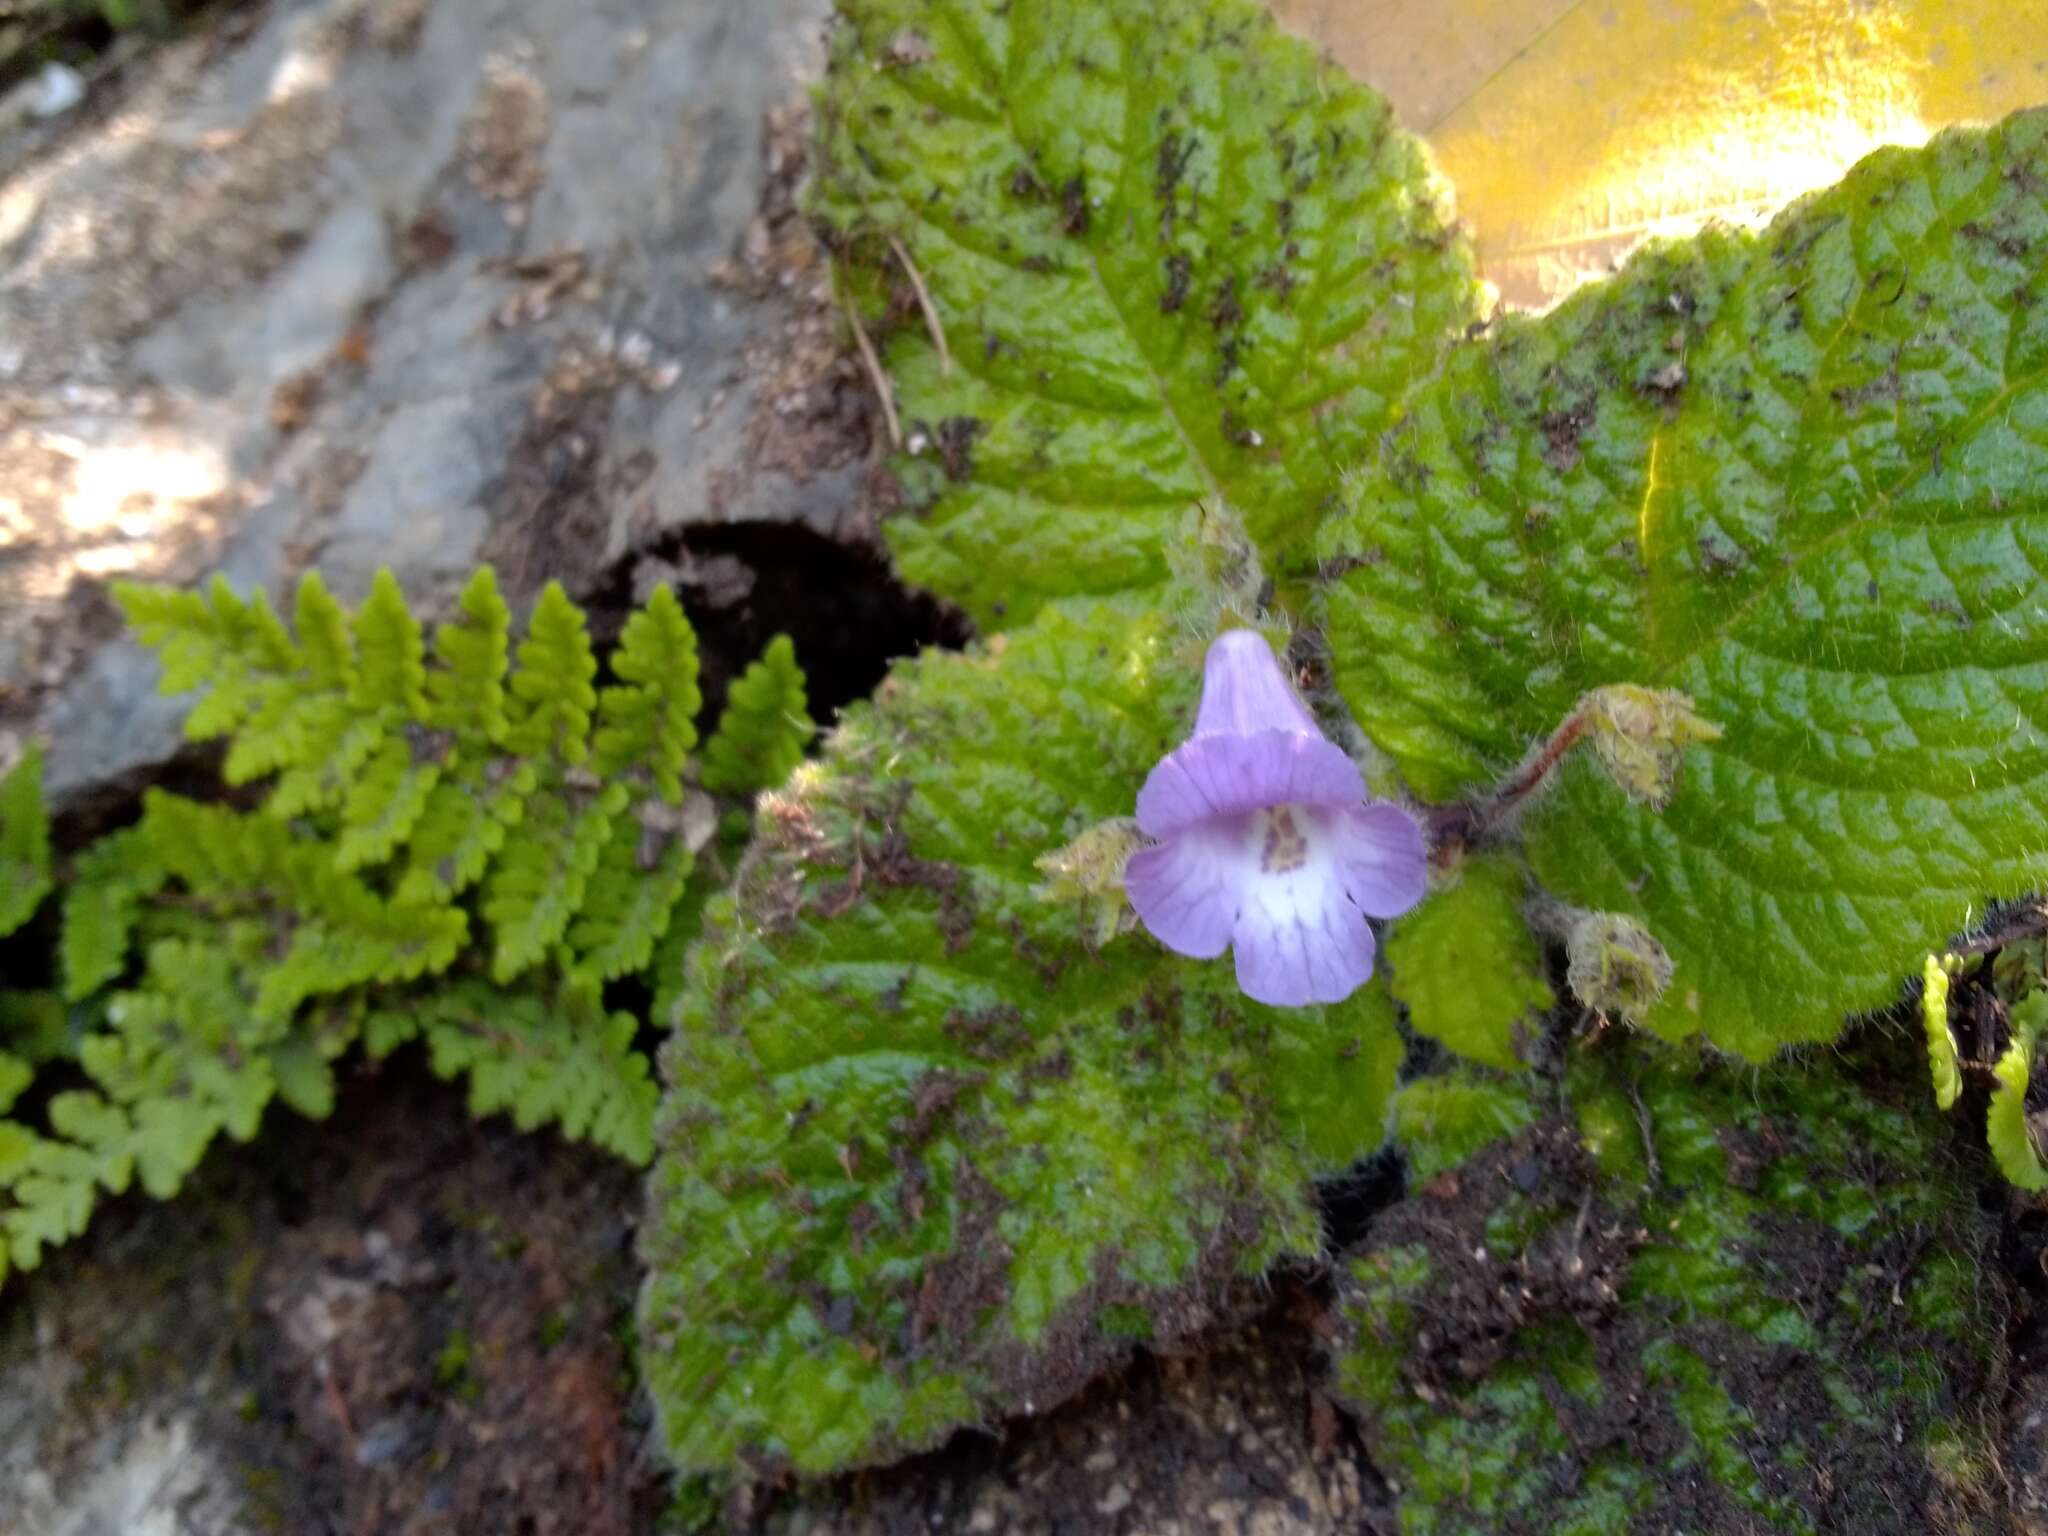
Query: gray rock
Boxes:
[{"xmin": 1, "ymin": 0, "xmax": 865, "ymax": 811}]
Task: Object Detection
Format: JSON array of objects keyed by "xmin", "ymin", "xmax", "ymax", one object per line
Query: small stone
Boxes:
[
  {"xmin": 31, "ymin": 63, "xmax": 86, "ymax": 120},
  {"xmin": 1097, "ymin": 1483, "xmax": 1133, "ymax": 1515},
  {"xmin": 355, "ymin": 1415, "xmax": 416, "ymax": 1467}
]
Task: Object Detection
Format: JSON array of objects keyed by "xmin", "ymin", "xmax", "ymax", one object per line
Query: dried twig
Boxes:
[
  {"xmin": 889, "ymin": 234, "xmax": 951, "ymax": 377},
  {"xmin": 841, "ymin": 288, "xmax": 903, "ymax": 449}
]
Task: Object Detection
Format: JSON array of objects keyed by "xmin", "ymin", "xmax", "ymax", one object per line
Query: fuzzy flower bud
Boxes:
[{"xmin": 1564, "ymin": 910, "xmax": 1674, "ymax": 1023}]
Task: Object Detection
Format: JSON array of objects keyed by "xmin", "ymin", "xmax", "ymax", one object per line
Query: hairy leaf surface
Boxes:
[
  {"xmin": 812, "ymin": 0, "xmax": 1478, "ymax": 625},
  {"xmin": 640, "ymin": 598, "xmax": 1401, "ymax": 1478},
  {"xmin": 1320, "ymin": 112, "xmax": 2048, "ymax": 1057}
]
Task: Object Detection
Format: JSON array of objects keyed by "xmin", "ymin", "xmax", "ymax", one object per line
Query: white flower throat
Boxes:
[{"xmin": 1255, "ymin": 804, "xmax": 1311, "ymax": 875}]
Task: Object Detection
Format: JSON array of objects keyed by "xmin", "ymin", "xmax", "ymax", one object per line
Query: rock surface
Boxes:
[{"xmin": 1, "ymin": 0, "xmax": 882, "ymax": 806}]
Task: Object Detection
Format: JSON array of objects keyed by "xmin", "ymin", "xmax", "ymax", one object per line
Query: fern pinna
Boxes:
[{"xmin": 0, "ymin": 569, "xmax": 813, "ymax": 1287}]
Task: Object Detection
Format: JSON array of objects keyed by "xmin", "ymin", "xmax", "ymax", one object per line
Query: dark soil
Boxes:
[{"xmin": 3, "ymin": 1065, "xmax": 666, "ymax": 1536}]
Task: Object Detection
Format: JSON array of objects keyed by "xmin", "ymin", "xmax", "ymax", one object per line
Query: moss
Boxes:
[
  {"xmin": 1339, "ymin": 1044, "xmax": 2007, "ymax": 1534},
  {"xmin": 434, "ymin": 1328, "xmax": 480, "ymax": 1401}
]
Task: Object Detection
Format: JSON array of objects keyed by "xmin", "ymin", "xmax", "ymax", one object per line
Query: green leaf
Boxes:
[
  {"xmin": 393, "ymin": 760, "xmax": 536, "ymax": 906},
  {"xmin": 350, "ymin": 569, "xmax": 428, "ymax": 718},
  {"xmin": 567, "ymin": 812, "xmax": 696, "ymax": 985},
  {"xmin": 1991, "ymin": 994, "xmax": 2048, "ymax": 1190},
  {"xmin": 293, "ymin": 569, "xmax": 357, "ymax": 694},
  {"xmin": 639, "ymin": 596, "xmax": 1402, "ymax": 1479},
  {"xmin": 118, "ymin": 576, "xmax": 300, "ymax": 746},
  {"xmin": 1319, "ymin": 110, "xmax": 2048, "ymax": 1060},
  {"xmin": 0, "ymin": 991, "xmax": 69, "ymax": 1065},
  {"xmin": 4, "ymin": 1090, "xmax": 135, "ymax": 1270},
  {"xmin": 1922, "ymin": 953, "xmax": 1962, "ymax": 1111},
  {"xmin": 416, "ymin": 978, "xmax": 656, "ymax": 1165},
  {"xmin": 481, "ymin": 784, "xmax": 626, "ymax": 983},
  {"xmin": 1385, "ymin": 854, "xmax": 1553, "ymax": 1071},
  {"xmin": 268, "ymin": 1034, "xmax": 338, "ymax": 1120},
  {"xmin": 811, "ymin": 0, "xmax": 1478, "ymax": 626},
  {"xmin": 0, "ymin": 744, "xmax": 51, "ymax": 940},
  {"xmin": 60, "ymin": 828, "xmax": 165, "ymax": 1002},
  {"xmin": 1342, "ymin": 1046, "xmax": 2006, "ymax": 1531},
  {"xmin": 427, "ymin": 566, "xmax": 512, "ymax": 749},
  {"xmin": 1391, "ymin": 1071, "xmax": 1540, "ymax": 1185},
  {"xmin": 334, "ymin": 731, "xmax": 445, "ymax": 871},
  {"xmin": 504, "ymin": 583, "xmax": 598, "ymax": 765},
  {"xmin": 0, "ymin": 1052, "xmax": 30, "ymax": 1117},
  {"xmin": 594, "ymin": 585, "xmax": 700, "ymax": 802},
  {"xmin": 698, "ymin": 635, "xmax": 812, "ymax": 796}
]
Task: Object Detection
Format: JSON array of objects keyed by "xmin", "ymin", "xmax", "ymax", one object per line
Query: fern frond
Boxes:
[
  {"xmin": 118, "ymin": 577, "xmax": 301, "ymax": 746},
  {"xmin": 270, "ymin": 712, "xmax": 387, "ymax": 820},
  {"xmin": 428, "ymin": 566, "xmax": 513, "ymax": 749},
  {"xmin": 61, "ymin": 828, "xmax": 166, "ymax": 1001},
  {"xmin": 364, "ymin": 1006, "xmax": 421, "ymax": 1060},
  {"xmin": 0, "ymin": 1052, "xmax": 29, "ymax": 1116},
  {"xmin": 567, "ymin": 806, "xmax": 694, "ymax": 984},
  {"xmin": 0, "ymin": 744, "xmax": 51, "ymax": 940},
  {"xmin": 394, "ymin": 760, "xmax": 536, "ymax": 905},
  {"xmin": 594, "ymin": 585, "xmax": 700, "ymax": 802},
  {"xmin": 126, "ymin": 794, "xmax": 466, "ymax": 1019},
  {"xmin": 350, "ymin": 569, "xmax": 428, "ymax": 718},
  {"xmin": 294, "ymin": 570, "xmax": 357, "ymax": 692},
  {"xmin": 418, "ymin": 977, "xmax": 656, "ymax": 1164},
  {"xmin": 699, "ymin": 634, "xmax": 813, "ymax": 794},
  {"xmin": 3, "ymin": 1090, "xmax": 137, "ymax": 1271},
  {"xmin": 481, "ymin": 784, "xmax": 626, "ymax": 982},
  {"xmin": 504, "ymin": 583, "xmax": 598, "ymax": 765},
  {"xmin": 334, "ymin": 729, "xmax": 448, "ymax": 871},
  {"xmin": 0, "ymin": 991, "xmax": 71, "ymax": 1065}
]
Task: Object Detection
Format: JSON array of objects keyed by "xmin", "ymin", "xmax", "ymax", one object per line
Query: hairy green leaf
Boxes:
[
  {"xmin": 1391, "ymin": 1071, "xmax": 1540, "ymax": 1184},
  {"xmin": 811, "ymin": 0, "xmax": 1478, "ymax": 626},
  {"xmin": 1991, "ymin": 993, "xmax": 2048, "ymax": 1190},
  {"xmin": 1923, "ymin": 953, "xmax": 1963, "ymax": 1111},
  {"xmin": 1385, "ymin": 854, "xmax": 1553, "ymax": 1071},
  {"xmin": 1319, "ymin": 111, "xmax": 2048, "ymax": 1059},
  {"xmin": 639, "ymin": 597, "xmax": 1401, "ymax": 1479}
]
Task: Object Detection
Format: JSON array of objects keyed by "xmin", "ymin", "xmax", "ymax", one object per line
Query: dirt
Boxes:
[
  {"xmin": 1, "ymin": 1067, "xmax": 665, "ymax": 1536},
  {"xmin": 757, "ymin": 1294, "xmax": 1387, "ymax": 1536}
]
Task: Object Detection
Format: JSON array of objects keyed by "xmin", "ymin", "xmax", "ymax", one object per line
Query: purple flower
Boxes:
[{"xmin": 1124, "ymin": 630, "xmax": 1427, "ymax": 1007}]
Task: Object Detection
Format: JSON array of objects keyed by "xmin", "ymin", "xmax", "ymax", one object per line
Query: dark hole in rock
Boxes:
[
  {"xmin": 592, "ymin": 522, "xmax": 970, "ymax": 725},
  {"xmin": 1317, "ymin": 1145, "xmax": 1405, "ymax": 1254}
]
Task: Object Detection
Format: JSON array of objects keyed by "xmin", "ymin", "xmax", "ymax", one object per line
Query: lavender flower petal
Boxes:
[
  {"xmin": 1123, "ymin": 627, "xmax": 1429, "ymax": 1009},
  {"xmin": 1326, "ymin": 802, "xmax": 1430, "ymax": 918},
  {"xmin": 1191, "ymin": 630, "xmax": 1319, "ymax": 738},
  {"xmin": 1123, "ymin": 820, "xmax": 1245, "ymax": 959},
  {"xmin": 1136, "ymin": 729, "xmax": 1364, "ymax": 838},
  {"xmin": 1231, "ymin": 863, "xmax": 1378, "ymax": 1007}
]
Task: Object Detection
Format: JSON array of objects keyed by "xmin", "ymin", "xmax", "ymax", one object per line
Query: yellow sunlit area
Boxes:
[{"xmin": 1275, "ymin": 0, "xmax": 2048, "ymax": 306}]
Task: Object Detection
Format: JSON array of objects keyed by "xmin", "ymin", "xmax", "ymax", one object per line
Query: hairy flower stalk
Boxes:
[{"xmin": 1124, "ymin": 630, "xmax": 1427, "ymax": 1006}]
